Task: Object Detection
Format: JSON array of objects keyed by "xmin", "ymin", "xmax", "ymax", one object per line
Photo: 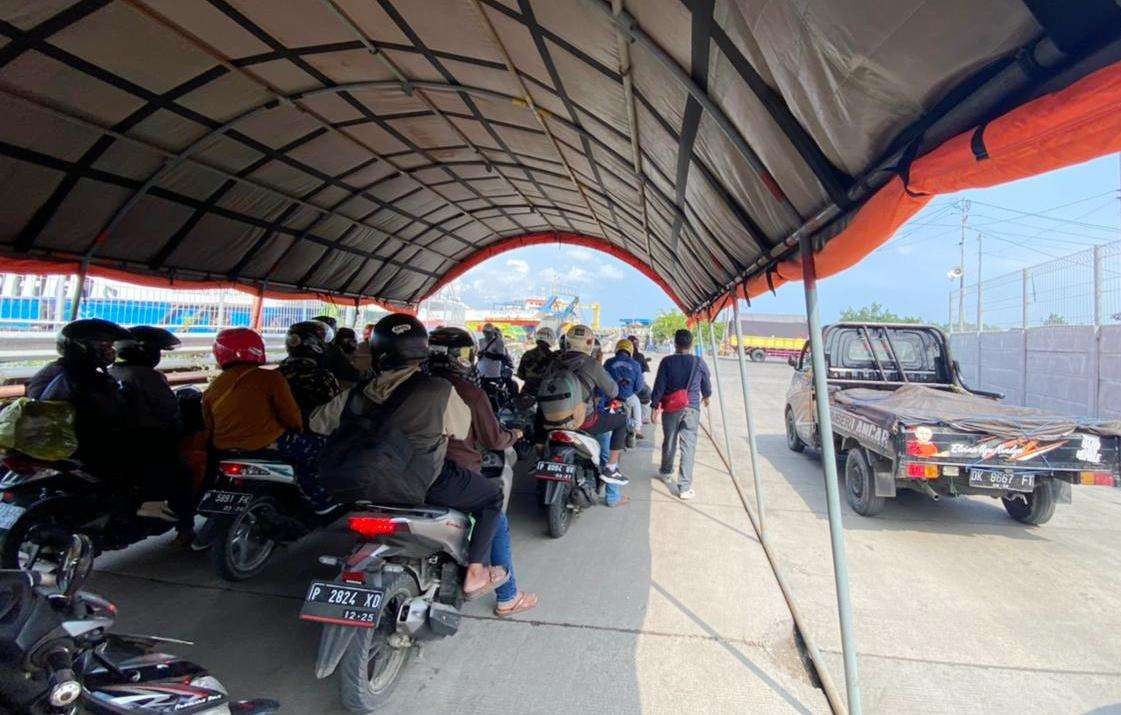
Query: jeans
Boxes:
[
  {"xmin": 491, "ymin": 513, "xmax": 517, "ymax": 602},
  {"xmin": 274, "ymin": 430, "xmax": 330, "ymax": 509},
  {"xmin": 583, "ymin": 410, "xmax": 628, "ymax": 450},
  {"xmin": 426, "ymin": 460, "xmax": 504, "ymax": 564},
  {"xmin": 595, "ymin": 431, "xmax": 623, "ymax": 506},
  {"xmin": 660, "ymin": 407, "xmax": 700, "ymax": 489}
]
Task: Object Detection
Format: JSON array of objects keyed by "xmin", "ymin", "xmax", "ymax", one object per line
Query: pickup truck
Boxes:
[{"xmin": 783, "ymin": 323, "xmax": 1121, "ymax": 525}]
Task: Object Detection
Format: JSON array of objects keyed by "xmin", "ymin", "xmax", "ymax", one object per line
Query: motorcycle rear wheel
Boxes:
[
  {"xmin": 546, "ymin": 483, "xmax": 572, "ymax": 539},
  {"xmin": 338, "ymin": 572, "xmax": 419, "ymax": 712},
  {"xmin": 210, "ymin": 496, "xmax": 278, "ymax": 581},
  {"xmin": 0, "ymin": 501, "xmax": 75, "ymax": 570}
]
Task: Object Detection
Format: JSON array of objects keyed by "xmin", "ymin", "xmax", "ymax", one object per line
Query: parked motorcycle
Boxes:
[
  {"xmin": 0, "ymin": 533, "xmax": 277, "ymax": 714},
  {"xmin": 198, "ymin": 453, "xmax": 349, "ymax": 581},
  {"xmin": 0, "ymin": 452, "xmax": 177, "ymax": 570},
  {"xmin": 302, "ymin": 506, "xmax": 467, "ymax": 712},
  {"xmin": 533, "ymin": 429, "xmax": 603, "ymax": 538}
]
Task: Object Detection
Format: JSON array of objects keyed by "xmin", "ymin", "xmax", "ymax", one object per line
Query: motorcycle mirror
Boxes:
[{"xmin": 56, "ymin": 535, "xmax": 94, "ymax": 598}]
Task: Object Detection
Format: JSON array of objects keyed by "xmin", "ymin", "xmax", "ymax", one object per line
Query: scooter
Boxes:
[
  {"xmin": 198, "ymin": 453, "xmax": 349, "ymax": 581},
  {"xmin": 0, "ymin": 533, "xmax": 277, "ymax": 714},
  {"xmin": 532, "ymin": 429, "xmax": 603, "ymax": 538},
  {"xmin": 0, "ymin": 451, "xmax": 177, "ymax": 570},
  {"xmin": 302, "ymin": 506, "xmax": 467, "ymax": 712}
]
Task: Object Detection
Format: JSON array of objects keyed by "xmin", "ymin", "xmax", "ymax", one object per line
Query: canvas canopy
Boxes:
[{"xmin": 0, "ymin": 0, "xmax": 1119, "ymax": 315}]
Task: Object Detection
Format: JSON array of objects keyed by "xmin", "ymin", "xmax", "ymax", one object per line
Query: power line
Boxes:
[{"xmin": 968, "ymin": 198, "xmax": 1120, "ymax": 232}]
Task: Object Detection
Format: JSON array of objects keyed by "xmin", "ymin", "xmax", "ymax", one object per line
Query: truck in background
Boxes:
[{"xmin": 726, "ymin": 313, "xmax": 807, "ymax": 362}]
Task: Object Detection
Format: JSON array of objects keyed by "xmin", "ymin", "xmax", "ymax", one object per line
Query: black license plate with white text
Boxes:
[
  {"xmin": 196, "ymin": 490, "xmax": 253, "ymax": 515},
  {"xmin": 968, "ymin": 469, "xmax": 1036, "ymax": 492},
  {"xmin": 534, "ymin": 460, "xmax": 576, "ymax": 480},
  {"xmin": 299, "ymin": 581, "xmax": 385, "ymax": 628}
]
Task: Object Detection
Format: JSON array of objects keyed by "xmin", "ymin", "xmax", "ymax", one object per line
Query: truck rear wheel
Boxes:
[
  {"xmin": 750, "ymin": 348, "xmax": 766, "ymax": 362},
  {"xmin": 1002, "ymin": 481, "xmax": 1056, "ymax": 526},
  {"xmin": 844, "ymin": 448, "xmax": 886, "ymax": 517}
]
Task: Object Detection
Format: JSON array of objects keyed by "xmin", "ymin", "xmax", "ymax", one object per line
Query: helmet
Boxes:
[
  {"xmin": 116, "ymin": 326, "xmax": 180, "ymax": 367},
  {"xmin": 564, "ymin": 324, "xmax": 596, "ymax": 355},
  {"xmin": 614, "ymin": 338, "xmax": 633, "ymax": 355},
  {"xmin": 429, "ymin": 326, "xmax": 476, "ymax": 372},
  {"xmin": 370, "ymin": 313, "xmax": 428, "ymax": 368},
  {"xmin": 285, "ymin": 320, "xmax": 331, "ymax": 361},
  {"xmin": 311, "ymin": 315, "xmax": 338, "ymax": 333},
  {"xmin": 57, "ymin": 319, "xmax": 131, "ymax": 368},
  {"xmin": 534, "ymin": 326, "xmax": 556, "ymax": 347},
  {"xmin": 213, "ymin": 328, "xmax": 266, "ymax": 368},
  {"xmin": 334, "ymin": 327, "xmax": 358, "ymax": 355}
]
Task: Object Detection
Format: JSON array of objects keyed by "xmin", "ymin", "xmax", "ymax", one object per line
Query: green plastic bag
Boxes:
[{"xmin": 0, "ymin": 397, "xmax": 78, "ymax": 461}]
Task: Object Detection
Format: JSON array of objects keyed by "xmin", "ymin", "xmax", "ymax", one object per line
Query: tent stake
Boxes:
[
  {"xmin": 800, "ymin": 237, "xmax": 863, "ymax": 715},
  {"xmin": 705, "ymin": 314, "xmax": 736, "ymax": 477},
  {"xmin": 730, "ymin": 298, "xmax": 767, "ymax": 534}
]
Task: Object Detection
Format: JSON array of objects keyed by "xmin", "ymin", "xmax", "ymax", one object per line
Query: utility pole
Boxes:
[
  {"xmin": 958, "ymin": 199, "xmax": 969, "ymax": 331},
  {"xmin": 976, "ymin": 231, "xmax": 983, "ymax": 334}
]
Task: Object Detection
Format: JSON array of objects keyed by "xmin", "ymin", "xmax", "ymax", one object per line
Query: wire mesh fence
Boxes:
[{"xmin": 949, "ymin": 239, "xmax": 1121, "ymax": 331}]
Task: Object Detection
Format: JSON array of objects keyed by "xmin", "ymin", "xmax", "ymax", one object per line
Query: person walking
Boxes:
[{"xmin": 650, "ymin": 328, "xmax": 711, "ymax": 500}]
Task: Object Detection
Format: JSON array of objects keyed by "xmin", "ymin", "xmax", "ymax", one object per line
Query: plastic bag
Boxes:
[{"xmin": 0, "ymin": 397, "xmax": 78, "ymax": 461}]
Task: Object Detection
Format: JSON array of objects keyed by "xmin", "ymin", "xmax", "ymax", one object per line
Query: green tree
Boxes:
[
  {"xmin": 650, "ymin": 311, "xmax": 725, "ymax": 345},
  {"xmin": 1042, "ymin": 312, "xmax": 1068, "ymax": 326},
  {"xmin": 839, "ymin": 302, "xmax": 923, "ymax": 324}
]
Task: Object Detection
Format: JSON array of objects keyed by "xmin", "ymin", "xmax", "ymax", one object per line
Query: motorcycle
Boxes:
[
  {"xmin": 0, "ymin": 533, "xmax": 277, "ymax": 714},
  {"xmin": 0, "ymin": 452, "xmax": 177, "ymax": 570},
  {"xmin": 197, "ymin": 453, "xmax": 349, "ymax": 581},
  {"xmin": 533, "ymin": 429, "xmax": 603, "ymax": 538},
  {"xmin": 301, "ymin": 506, "xmax": 467, "ymax": 713}
]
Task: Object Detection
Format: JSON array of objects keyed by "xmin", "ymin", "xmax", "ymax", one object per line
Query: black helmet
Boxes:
[
  {"xmin": 285, "ymin": 320, "xmax": 331, "ymax": 361},
  {"xmin": 311, "ymin": 315, "xmax": 338, "ymax": 332},
  {"xmin": 429, "ymin": 326, "xmax": 476, "ymax": 372},
  {"xmin": 370, "ymin": 313, "xmax": 428, "ymax": 368},
  {"xmin": 334, "ymin": 327, "xmax": 358, "ymax": 355},
  {"xmin": 57, "ymin": 319, "xmax": 130, "ymax": 368},
  {"xmin": 116, "ymin": 326, "xmax": 181, "ymax": 368}
]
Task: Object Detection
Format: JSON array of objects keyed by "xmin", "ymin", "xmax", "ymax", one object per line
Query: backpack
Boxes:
[
  {"xmin": 605, "ymin": 357, "xmax": 638, "ymax": 400},
  {"xmin": 536, "ymin": 362, "xmax": 587, "ymax": 430},
  {"xmin": 317, "ymin": 374, "xmax": 444, "ymax": 506}
]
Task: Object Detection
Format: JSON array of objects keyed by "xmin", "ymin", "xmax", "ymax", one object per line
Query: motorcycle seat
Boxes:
[{"xmin": 353, "ymin": 502, "xmax": 467, "ymax": 522}]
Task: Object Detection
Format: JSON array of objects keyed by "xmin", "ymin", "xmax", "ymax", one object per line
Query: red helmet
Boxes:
[{"xmin": 213, "ymin": 328, "xmax": 266, "ymax": 368}]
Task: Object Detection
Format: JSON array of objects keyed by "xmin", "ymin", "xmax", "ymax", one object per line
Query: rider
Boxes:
[
  {"xmin": 27, "ymin": 319, "xmax": 131, "ymax": 478},
  {"xmin": 604, "ymin": 338, "xmax": 646, "ymax": 443},
  {"xmin": 310, "ymin": 314, "xmax": 508, "ymax": 600},
  {"xmin": 516, "ymin": 326, "xmax": 556, "ymax": 396},
  {"xmin": 477, "ymin": 323, "xmax": 517, "ymax": 404},
  {"xmin": 109, "ymin": 326, "xmax": 197, "ymax": 542},
  {"xmin": 278, "ymin": 320, "xmax": 342, "ymax": 420},
  {"xmin": 312, "ymin": 314, "xmax": 368, "ymax": 384},
  {"xmin": 556, "ymin": 324, "xmax": 630, "ymax": 493},
  {"xmin": 203, "ymin": 328, "xmax": 335, "ymax": 513},
  {"xmin": 428, "ymin": 327, "xmax": 538, "ymax": 617},
  {"xmin": 627, "ymin": 334, "xmax": 653, "ymax": 424}
]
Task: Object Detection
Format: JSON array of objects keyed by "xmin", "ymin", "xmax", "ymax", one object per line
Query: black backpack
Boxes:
[{"xmin": 318, "ymin": 374, "xmax": 441, "ymax": 506}]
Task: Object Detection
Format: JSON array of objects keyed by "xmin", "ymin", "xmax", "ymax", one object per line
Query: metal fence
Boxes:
[
  {"xmin": 949, "ymin": 239, "xmax": 1121, "ymax": 332},
  {"xmin": 0, "ymin": 274, "xmax": 387, "ymax": 336}
]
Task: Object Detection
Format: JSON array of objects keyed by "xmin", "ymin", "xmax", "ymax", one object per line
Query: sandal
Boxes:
[
  {"xmin": 463, "ymin": 566, "xmax": 510, "ymax": 601},
  {"xmin": 606, "ymin": 495, "xmax": 630, "ymax": 508},
  {"xmin": 495, "ymin": 591, "xmax": 539, "ymax": 618}
]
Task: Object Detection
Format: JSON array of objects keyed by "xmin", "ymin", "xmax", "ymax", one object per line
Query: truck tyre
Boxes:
[
  {"xmin": 785, "ymin": 408, "xmax": 805, "ymax": 453},
  {"xmin": 750, "ymin": 348, "xmax": 766, "ymax": 362},
  {"xmin": 1002, "ymin": 481, "xmax": 1056, "ymax": 526},
  {"xmin": 844, "ymin": 448, "xmax": 886, "ymax": 517}
]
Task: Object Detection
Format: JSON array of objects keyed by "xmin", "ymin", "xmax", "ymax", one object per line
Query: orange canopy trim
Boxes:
[
  {"xmin": 705, "ymin": 57, "xmax": 1121, "ymax": 318},
  {"xmin": 422, "ymin": 232, "xmax": 693, "ymax": 315},
  {"xmin": 0, "ymin": 256, "xmax": 404, "ymax": 313}
]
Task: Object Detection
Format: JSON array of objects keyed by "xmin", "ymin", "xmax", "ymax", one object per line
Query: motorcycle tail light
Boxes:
[
  {"xmin": 347, "ymin": 516, "xmax": 408, "ymax": 538},
  {"xmin": 219, "ymin": 462, "xmax": 245, "ymax": 476},
  {"xmin": 550, "ymin": 432, "xmax": 576, "ymax": 444},
  {"xmin": 341, "ymin": 570, "xmax": 365, "ymax": 585},
  {"xmin": 2, "ymin": 454, "xmax": 38, "ymax": 475},
  {"xmin": 1, "ymin": 491, "xmax": 13, "ymax": 503}
]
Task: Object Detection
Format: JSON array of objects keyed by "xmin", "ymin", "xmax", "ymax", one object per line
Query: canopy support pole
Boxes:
[
  {"xmin": 800, "ymin": 237, "xmax": 862, "ymax": 715},
  {"xmin": 250, "ymin": 286, "xmax": 265, "ymax": 332},
  {"xmin": 705, "ymin": 314, "xmax": 736, "ymax": 474},
  {"xmin": 730, "ymin": 298, "xmax": 766, "ymax": 534},
  {"xmin": 68, "ymin": 260, "xmax": 88, "ymax": 321}
]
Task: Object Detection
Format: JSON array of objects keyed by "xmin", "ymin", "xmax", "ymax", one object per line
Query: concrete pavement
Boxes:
[
  {"xmin": 89, "ymin": 367, "xmax": 829, "ymax": 714},
  {"xmin": 703, "ymin": 357, "xmax": 1121, "ymax": 714}
]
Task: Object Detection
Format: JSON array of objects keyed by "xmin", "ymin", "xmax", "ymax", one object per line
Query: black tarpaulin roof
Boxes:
[{"xmin": 0, "ymin": 0, "xmax": 1119, "ymax": 313}]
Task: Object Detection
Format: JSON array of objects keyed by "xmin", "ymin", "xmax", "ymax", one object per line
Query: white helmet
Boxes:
[
  {"xmin": 534, "ymin": 326, "xmax": 556, "ymax": 347},
  {"xmin": 564, "ymin": 324, "xmax": 596, "ymax": 355}
]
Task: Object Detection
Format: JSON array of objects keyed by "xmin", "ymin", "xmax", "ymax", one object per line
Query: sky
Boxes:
[{"xmin": 443, "ymin": 154, "xmax": 1121, "ymax": 327}]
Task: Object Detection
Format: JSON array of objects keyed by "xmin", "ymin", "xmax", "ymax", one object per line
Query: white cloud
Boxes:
[
  {"xmin": 506, "ymin": 258, "xmax": 529, "ymax": 275},
  {"xmin": 566, "ymin": 248, "xmax": 595, "ymax": 263},
  {"xmin": 598, "ymin": 263, "xmax": 624, "ymax": 279},
  {"xmin": 539, "ymin": 265, "xmax": 592, "ymax": 286}
]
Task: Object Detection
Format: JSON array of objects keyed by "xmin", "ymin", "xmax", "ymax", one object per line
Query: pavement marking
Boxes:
[{"xmin": 820, "ymin": 648, "xmax": 1121, "ymax": 678}]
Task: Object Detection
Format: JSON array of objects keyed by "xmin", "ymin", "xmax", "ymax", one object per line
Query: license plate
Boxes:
[
  {"xmin": 534, "ymin": 460, "xmax": 576, "ymax": 480},
  {"xmin": 969, "ymin": 469, "xmax": 1036, "ymax": 492},
  {"xmin": 299, "ymin": 581, "xmax": 385, "ymax": 628},
  {"xmin": 196, "ymin": 490, "xmax": 253, "ymax": 515},
  {"xmin": 0, "ymin": 502, "xmax": 25, "ymax": 530}
]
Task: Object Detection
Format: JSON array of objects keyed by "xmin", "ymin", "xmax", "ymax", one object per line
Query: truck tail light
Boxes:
[
  {"xmin": 1079, "ymin": 471, "xmax": 1117, "ymax": 487},
  {"xmin": 905, "ymin": 463, "xmax": 939, "ymax": 479}
]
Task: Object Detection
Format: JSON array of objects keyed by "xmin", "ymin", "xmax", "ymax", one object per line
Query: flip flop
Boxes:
[
  {"xmin": 606, "ymin": 495, "xmax": 630, "ymax": 508},
  {"xmin": 495, "ymin": 591, "xmax": 539, "ymax": 618},
  {"xmin": 463, "ymin": 566, "xmax": 510, "ymax": 601}
]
